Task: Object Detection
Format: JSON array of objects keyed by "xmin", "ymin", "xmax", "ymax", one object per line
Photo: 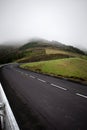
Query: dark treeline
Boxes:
[{"xmin": 0, "ymin": 46, "xmax": 24, "ymax": 64}]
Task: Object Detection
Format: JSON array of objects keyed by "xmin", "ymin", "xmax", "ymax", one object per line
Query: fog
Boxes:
[{"xmin": 0, "ymin": 0, "xmax": 87, "ymax": 50}]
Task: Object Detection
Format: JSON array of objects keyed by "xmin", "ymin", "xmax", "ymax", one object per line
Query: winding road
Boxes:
[{"xmin": 0, "ymin": 64, "xmax": 87, "ymax": 130}]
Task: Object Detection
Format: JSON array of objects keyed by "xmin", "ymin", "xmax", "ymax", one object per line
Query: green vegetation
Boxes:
[
  {"xmin": 0, "ymin": 46, "xmax": 24, "ymax": 64},
  {"xmin": 20, "ymin": 40, "xmax": 85, "ymax": 55},
  {"xmin": 17, "ymin": 41, "xmax": 86, "ymax": 63},
  {"xmin": 17, "ymin": 51, "xmax": 72, "ymax": 63},
  {"xmin": 17, "ymin": 44, "xmax": 86, "ymax": 63},
  {"xmin": 45, "ymin": 48, "xmax": 83, "ymax": 57},
  {"xmin": 1, "ymin": 40, "xmax": 87, "ymax": 84},
  {"xmin": 20, "ymin": 58, "xmax": 87, "ymax": 83},
  {"xmin": 0, "ymin": 40, "xmax": 86, "ymax": 64}
]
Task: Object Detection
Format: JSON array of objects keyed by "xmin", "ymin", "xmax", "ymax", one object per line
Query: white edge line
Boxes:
[
  {"xmin": 51, "ymin": 83, "xmax": 67, "ymax": 91},
  {"xmin": 37, "ymin": 78, "xmax": 46, "ymax": 83},
  {"xmin": 0, "ymin": 83, "xmax": 20, "ymax": 130},
  {"xmin": 30, "ymin": 75, "xmax": 35, "ymax": 78},
  {"xmin": 76, "ymin": 93, "xmax": 87, "ymax": 99}
]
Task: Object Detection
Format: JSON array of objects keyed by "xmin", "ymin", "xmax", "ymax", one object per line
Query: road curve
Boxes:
[{"xmin": 0, "ymin": 64, "xmax": 87, "ymax": 130}]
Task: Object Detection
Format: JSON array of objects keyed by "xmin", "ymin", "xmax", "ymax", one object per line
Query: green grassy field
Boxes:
[
  {"xmin": 45, "ymin": 48, "xmax": 78, "ymax": 56},
  {"xmin": 45, "ymin": 48, "xmax": 86, "ymax": 58},
  {"xmin": 20, "ymin": 58, "xmax": 87, "ymax": 83}
]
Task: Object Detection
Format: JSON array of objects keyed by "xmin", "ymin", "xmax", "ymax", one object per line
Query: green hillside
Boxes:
[
  {"xmin": 0, "ymin": 39, "xmax": 86, "ymax": 64},
  {"xmin": 16, "ymin": 40, "xmax": 85, "ymax": 63},
  {"xmin": 20, "ymin": 40, "xmax": 85, "ymax": 55},
  {"xmin": 1, "ymin": 40, "xmax": 87, "ymax": 84}
]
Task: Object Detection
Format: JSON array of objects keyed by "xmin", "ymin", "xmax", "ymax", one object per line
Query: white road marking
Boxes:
[
  {"xmin": 20, "ymin": 72, "xmax": 24, "ymax": 74},
  {"xmin": 16, "ymin": 70, "xmax": 21, "ymax": 73},
  {"xmin": 51, "ymin": 83, "xmax": 67, "ymax": 91},
  {"xmin": 30, "ymin": 75, "xmax": 35, "ymax": 78},
  {"xmin": 37, "ymin": 78, "xmax": 46, "ymax": 83},
  {"xmin": 25, "ymin": 73, "xmax": 29, "ymax": 76},
  {"xmin": 16, "ymin": 69, "xmax": 27, "ymax": 76},
  {"xmin": 15, "ymin": 70, "xmax": 19, "ymax": 72},
  {"xmin": 76, "ymin": 93, "xmax": 87, "ymax": 99}
]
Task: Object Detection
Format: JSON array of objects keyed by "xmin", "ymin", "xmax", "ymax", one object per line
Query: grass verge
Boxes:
[{"xmin": 20, "ymin": 58, "xmax": 87, "ymax": 84}]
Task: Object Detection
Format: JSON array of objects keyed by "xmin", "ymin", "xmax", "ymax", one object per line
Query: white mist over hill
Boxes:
[{"xmin": 0, "ymin": 0, "xmax": 87, "ymax": 50}]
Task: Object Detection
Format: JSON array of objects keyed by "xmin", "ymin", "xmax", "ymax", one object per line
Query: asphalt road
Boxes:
[{"xmin": 0, "ymin": 64, "xmax": 87, "ymax": 130}]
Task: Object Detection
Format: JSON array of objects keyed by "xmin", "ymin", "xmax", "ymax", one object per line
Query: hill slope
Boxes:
[
  {"xmin": 20, "ymin": 39, "xmax": 85, "ymax": 55},
  {"xmin": 17, "ymin": 39, "xmax": 85, "ymax": 63},
  {"xmin": 0, "ymin": 39, "xmax": 86, "ymax": 64}
]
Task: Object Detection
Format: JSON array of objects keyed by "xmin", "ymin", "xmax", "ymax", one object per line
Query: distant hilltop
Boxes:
[
  {"xmin": 20, "ymin": 39, "xmax": 85, "ymax": 55},
  {"xmin": 0, "ymin": 39, "xmax": 86, "ymax": 64}
]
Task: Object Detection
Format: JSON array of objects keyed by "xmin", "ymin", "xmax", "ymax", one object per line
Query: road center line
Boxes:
[
  {"xmin": 21, "ymin": 72, "xmax": 24, "ymax": 74},
  {"xmin": 51, "ymin": 83, "xmax": 67, "ymax": 91},
  {"xmin": 76, "ymin": 93, "xmax": 87, "ymax": 99},
  {"xmin": 25, "ymin": 73, "xmax": 29, "ymax": 76},
  {"xmin": 37, "ymin": 78, "xmax": 46, "ymax": 83},
  {"xmin": 30, "ymin": 75, "xmax": 35, "ymax": 78},
  {"xmin": 16, "ymin": 70, "xmax": 20, "ymax": 73}
]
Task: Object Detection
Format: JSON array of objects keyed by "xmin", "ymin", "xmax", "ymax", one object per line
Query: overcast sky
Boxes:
[{"xmin": 0, "ymin": 0, "xmax": 87, "ymax": 49}]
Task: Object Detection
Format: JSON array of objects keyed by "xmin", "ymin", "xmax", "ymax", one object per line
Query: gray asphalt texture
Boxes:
[{"xmin": 0, "ymin": 64, "xmax": 87, "ymax": 130}]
